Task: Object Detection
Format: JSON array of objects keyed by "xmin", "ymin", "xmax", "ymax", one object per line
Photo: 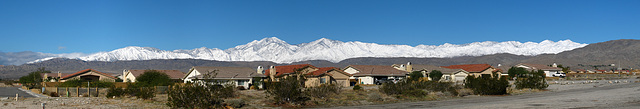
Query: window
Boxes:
[
  {"xmin": 320, "ymin": 78, "xmax": 326, "ymax": 84},
  {"xmin": 444, "ymin": 76, "xmax": 451, "ymax": 80},
  {"xmin": 237, "ymin": 80, "xmax": 246, "ymax": 85}
]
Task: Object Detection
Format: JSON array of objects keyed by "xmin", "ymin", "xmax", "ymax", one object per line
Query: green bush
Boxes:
[
  {"xmin": 429, "ymin": 70, "xmax": 443, "ymax": 81},
  {"xmin": 464, "ymin": 73, "xmax": 510, "ymax": 95},
  {"xmin": 515, "ymin": 70, "xmax": 549, "ymax": 89},
  {"xmin": 136, "ymin": 87, "xmax": 156, "ymax": 100},
  {"xmin": 265, "ymin": 76, "xmax": 309, "ymax": 105},
  {"xmin": 353, "ymin": 85, "xmax": 362, "ymax": 90},
  {"xmin": 408, "ymin": 71, "xmax": 424, "ymax": 81},
  {"xmin": 380, "ymin": 80, "xmax": 458, "ymax": 97},
  {"xmin": 136, "ymin": 70, "xmax": 174, "ymax": 87},
  {"xmin": 106, "ymin": 87, "xmax": 126, "ymax": 98},
  {"xmin": 166, "ymin": 83, "xmax": 235, "ymax": 108}
]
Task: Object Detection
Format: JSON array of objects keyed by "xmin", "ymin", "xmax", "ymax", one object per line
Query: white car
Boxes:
[{"xmin": 553, "ymin": 72, "xmax": 566, "ymax": 77}]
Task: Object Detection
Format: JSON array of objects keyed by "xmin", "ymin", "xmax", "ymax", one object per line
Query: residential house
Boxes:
[
  {"xmin": 574, "ymin": 69, "xmax": 587, "ymax": 73},
  {"xmin": 264, "ymin": 64, "xmax": 351, "ymax": 87},
  {"xmin": 58, "ymin": 69, "xmax": 117, "ymax": 82},
  {"xmin": 442, "ymin": 64, "xmax": 502, "ymax": 78},
  {"xmin": 514, "ymin": 63, "xmax": 563, "ymax": 77},
  {"xmin": 307, "ymin": 67, "xmax": 352, "ymax": 87},
  {"xmin": 392, "ymin": 62, "xmax": 468, "ymax": 83},
  {"xmin": 123, "ymin": 69, "xmax": 186, "ymax": 83},
  {"xmin": 343, "ymin": 65, "xmax": 409, "ymax": 85},
  {"xmin": 41, "ymin": 72, "xmax": 72, "ymax": 82},
  {"xmin": 183, "ymin": 66, "xmax": 265, "ymax": 88}
]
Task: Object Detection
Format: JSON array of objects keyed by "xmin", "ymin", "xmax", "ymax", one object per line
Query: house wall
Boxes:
[
  {"xmin": 328, "ymin": 70, "xmax": 351, "ymax": 87},
  {"xmin": 470, "ymin": 68, "xmax": 500, "ymax": 78},
  {"xmin": 454, "ymin": 72, "xmax": 468, "ymax": 83},
  {"xmin": 357, "ymin": 76, "xmax": 374, "ymax": 84},
  {"xmin": 305, "ymin": 75, "xmax": 331, "ymax": 87},
  {"xmin": 183, "ymin": 70, "xmax": 201, "ymax": 83},
  {"xmin": 124, "ymin": 72, "xmax": 137, "ymax": 82}
]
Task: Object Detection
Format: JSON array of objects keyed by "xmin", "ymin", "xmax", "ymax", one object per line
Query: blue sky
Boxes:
[{"xmin": 1, "ymin": 0, "xmax": 639, "ymax": 54}]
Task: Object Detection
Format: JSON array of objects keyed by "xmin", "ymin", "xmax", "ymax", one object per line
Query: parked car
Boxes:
[{"xmin": 553, "ymin": 72, "xmax": 566, "ymax": 77}]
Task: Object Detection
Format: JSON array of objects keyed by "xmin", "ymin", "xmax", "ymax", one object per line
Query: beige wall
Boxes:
[
  {"xmin": 328, "ymin": 70, "xmax": 351, "ymax": 87},
  {"xmin": 305, "ymin": 75, "xmax": 331, "ymax": 87},
  {"xmin": 470, "ymin": 68, "xmax": 501, "ymax": 78}
]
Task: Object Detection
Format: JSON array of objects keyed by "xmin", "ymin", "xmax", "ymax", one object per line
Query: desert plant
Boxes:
[
  {"xmin": 515, "ymin": 70, "xmax": 549, "ymax": 89},
  {"xmin": 367, "ymin": 93, "xmax": 383, "ymax": 101},
  {"xmin": 49, "ymin": 92, "xmax": 59, "ymax": 97},
  {"xmin": 106, "ymin": 87, "xmax": 126, "ymax": 98},
  {"xmin": 237, "ymin": 86, "xmax": 246, "ymax": 90},
  {"xmin": 465, "ymin": 73, "xmax": 509, "ymax": 95},
  {"xmin": 408, "ymin": 71, "xmax": 424, "ymax": 81},
  {"xmin": 136, "ymin": 87, "xmax": 156, "ymax": 100},
  {"xmin": 352, "ymin": 85, "xmax": 362, "ymax": 90},
  {"xmin": 18, "ymin": 67, "xmax": 49, "ymax": 89},
  {"xmin": 265, "ymin": 75, "xmax": 309, "ymax": 105},
  {"xmin": 166, "ymin": 83, "xmax": 235, "ymax": 108}
]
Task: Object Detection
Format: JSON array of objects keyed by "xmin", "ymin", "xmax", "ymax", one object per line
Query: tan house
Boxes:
[
  {"xmin": 393, "ymin": 62, "xmax": 468, "ymax": 83},
  {"xmin": 123, "ymin": 69, "xmax": 186, "ymax": 83},
  {"xmin": 306, "ymin": 67, "xmax": 352, "ymax": 87},
  {"xmin": 442, "ymin": 64, "xmax": 502, "ymax": 78},
  {"xmin": 343, "ymin": 65, "xmax": 409, "ymax": 85},
  {"xmin": 183, "ymin": 66, "xmax": 265, "ymax": 88},
  {"xmin": 57, "ymin": 69, "xmax": 117, "ymax": 82}
]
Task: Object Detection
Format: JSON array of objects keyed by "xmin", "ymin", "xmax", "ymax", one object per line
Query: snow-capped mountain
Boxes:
[{"xmin": 28, "ymin": 37, "xmax": 588, "ymax": 64}]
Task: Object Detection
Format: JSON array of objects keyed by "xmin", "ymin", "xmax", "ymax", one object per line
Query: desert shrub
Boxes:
[
  {"xmin": 237, "ymin": 86, "xmax": 245, "ymax": 90},
  {"xmin": 265, "ymin": 76, "xmax": 309, "ymax": 105},
  {"xmin": 225, "ymin": 99, "xmax": 246, "ymax": 108},
  {"xmin": 49, "ymin": 92, "xmax": 59, "ymax": 97},
  {"xmin": 353, "ymin": 85, "xmax": 362, "ymax": 90},
  {"xmin": 465, "ymin": 73, "xmax": 510, "ymax": 95},
  {"xmin": 18, "ymin": 67, "xmax": 48, "ymax": 89},
  {"xmin": 3, "ymin": 80, "xmax": 14, "ymax": 86},
  {"xmin": 106, "ymin": 87, "xmax": 126, "ymax": 98},
  {"xmin": 515, "ymin": 70, "xmax": 549, "ymax": 89},
  {"xmin": 136, "ymin": 87, "xmax": 156, "ymax": 100},
  {"xmin": 166, "ymin": 83, "xmax": 235, "ymax": 108},
  {"xmin": 305, "ymin": 84, "xmax": 341, "ymax": 99},
  {"xmin": 381, "ymin": 80, "xmax": 458, "ymax": 97}
]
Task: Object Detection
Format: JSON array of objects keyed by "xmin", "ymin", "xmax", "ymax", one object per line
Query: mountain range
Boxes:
[
  {"xmin": 22, "ymin": 37, "xmax": 586, "ymax": 65},
  {"xmin": 3, "ymin": 38, "xmax": 638, "ymax": 79}
]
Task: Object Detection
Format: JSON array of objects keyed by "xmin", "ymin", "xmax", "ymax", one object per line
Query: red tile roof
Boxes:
[
  {"xmin": 128, "ymin": 70, "xmax": 185, "ymax": 79},
  {"xmin": 442, "ymin": 64, "xmax": 493, "ymax": 73},
  {"xmin": 61, "ymin": 69, "xmax": 117, "ymax": 80},
  {"xmin": 264, "ymin": 64, "xmax": 318, "ymax": 76}
]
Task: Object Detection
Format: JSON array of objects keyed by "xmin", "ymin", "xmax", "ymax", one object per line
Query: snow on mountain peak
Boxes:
[{"xmin": 29, "ymin": 37, "xmax": 588, "ymax": 64}]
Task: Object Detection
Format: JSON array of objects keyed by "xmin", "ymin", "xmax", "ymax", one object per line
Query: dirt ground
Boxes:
[{"xmin": 0, "ymin": 94, "xmax": 170, "ymax": 109}]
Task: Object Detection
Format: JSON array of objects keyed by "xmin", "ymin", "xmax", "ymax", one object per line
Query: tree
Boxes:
[
  {"xmin": 408, "ymin": 71, "xmax": 424, "ymax": 81},
  {"xmin": 464, "ymin": 73, "xmax": 509, "ymax": 95},
  {"xmin": 507, "ymin": 67, "xmax": 528, "ymax": 79},
  {"xmin": 556, "ymin": 64, "xmax": 571, "ymax": 73},
  {"xmin": 136, "ymin": 70, "xmax": 173, "ymax": 87},
  {"xmin": 429, "ymin": 70, "xmax": 443, "ymax": 81},
  {"xmin": 18, "ymin": 67, "xmax": 50, "ymax": 89}
]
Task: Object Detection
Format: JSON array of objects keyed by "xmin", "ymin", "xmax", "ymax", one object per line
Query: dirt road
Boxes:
[{"xmin": 330, "ymin": 82, "xmax": 640, "ymax": 109}]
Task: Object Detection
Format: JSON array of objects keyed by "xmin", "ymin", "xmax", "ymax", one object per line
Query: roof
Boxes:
[
  {"xmin": 516, "ymin": 63, "xmax": 562, "ymax": 70},
  {"xmin": 264, "ymin": 64, "xmax": 318, "ymax": 76},
  {"xmin": 346, "ymin": 65, "xmax": 409, "ymax": 76},
  {"xmin": 128, "ymin": 70, "xmax": 185, "ymax": 79},
  {"xmin": 308, "ymin": 67, "xmax": 352, "ymax": 77},
  {"xmin": 61, "ymin": 69, "xmax": 117, "ymax": 80},
  {"xmin": 442, "ymin": 64, "xmax": 493, "ymax": 73},
  {"xmin": 189, "ymin": 66, "xmax": 265, "ymax": 79},
  {"xmin": 411, "ymin": 64, "xmax": 466, "ymax": 74}
]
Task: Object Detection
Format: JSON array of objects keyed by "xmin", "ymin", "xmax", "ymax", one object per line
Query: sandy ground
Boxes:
[
  {"xmin": 329, "ymin": 77, "xmax": 640, "ymax": 109},
  {"xmin": 0, "ymin": 94, "xmax": 170, "ymax": 109}
]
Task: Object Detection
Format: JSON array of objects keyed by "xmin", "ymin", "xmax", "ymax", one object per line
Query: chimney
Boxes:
[
  {"xmin": 57, "ymin": 71, "xmax": 61, "ymax": 78},
  {"xmin": 552, "ymin": 63, "xmax": 558, "ymax": 67},
  {"xmin": 269, "ymin": 66, "xmax": 276, "ymax": 81},
  {"xmin": 406, "ymin": 62, "xmax": 413, "ymax": 72},
  {"xmin": 257, "ymin": 66, "xmax": 264, "ymax": 74}
]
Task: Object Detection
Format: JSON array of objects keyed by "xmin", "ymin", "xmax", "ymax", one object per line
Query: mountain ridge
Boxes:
[{"xmin": 25, "ymin": 37, "xmax": 587, "ymax": 64}]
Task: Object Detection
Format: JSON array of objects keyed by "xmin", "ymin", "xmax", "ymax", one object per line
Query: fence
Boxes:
[{"xmin": 42, "ymin": 86, "xmax": 170, "ymax": 97}]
